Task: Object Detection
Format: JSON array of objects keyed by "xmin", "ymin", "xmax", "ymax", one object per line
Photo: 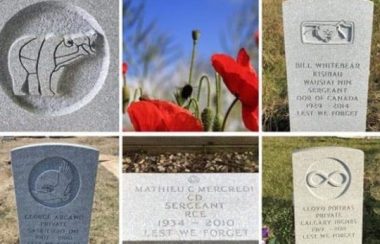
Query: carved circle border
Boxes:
[
  {"xmin": 0, "ymin": 1, "xmax": 110, "ymax": 116},
  {"xmin": 305, "ymin": 157, "xmax": 351, "ymax": 200},
  {"xmin": 28, "ymin": 157, "xmax": 80, "ymax": 208}
]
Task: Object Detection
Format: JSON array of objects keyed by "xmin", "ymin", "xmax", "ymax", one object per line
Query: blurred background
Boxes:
[{"xmin": 123, "ymin": 0, "xmax": 259, "ymax": 131}]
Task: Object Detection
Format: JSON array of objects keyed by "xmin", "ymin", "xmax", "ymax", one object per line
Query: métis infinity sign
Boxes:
[
  {"xmin": 305, "ymin": 157, "xmax": 351, "ymax": 200},
  {"xmin": 306, "ymin": 170, "xmax": 348, "ymax": 188}
]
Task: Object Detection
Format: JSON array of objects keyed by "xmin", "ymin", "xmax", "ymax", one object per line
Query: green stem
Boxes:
[
  {"xmin": 188, "ymin": 40, "xmax": 197, "ymax": 85},
  {"xmin": 221, "ymin": 97, "xmax": 239, "ymax": 131},
  {"xmin": 197, "ymin": 75, "xmax": 211, "ymax": 107},
  {"xmin": 133, "ymin": 89, "xmax": 139, "ymax": 101},
  {"xmin": 215, "ymin": 72, "xmax": 221, "ymax": 114},
  {"xmin": 139, "ymin": 88, "xmax": 143, "ymax": 97},
  {"xmin": 123, "ymin": 75, "xmax": 127, "ymax": 86},
  {"xmin": 133, "ymin": 88, "xmax": 143, "ymax": 101},
  {"xmin": 187, "ymin": 98, "xmax": 200, "ymax": 118}
]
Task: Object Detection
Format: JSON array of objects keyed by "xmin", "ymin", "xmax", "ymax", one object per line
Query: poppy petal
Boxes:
[
  {"xmin": 236, "ymin": 48, "xmax": 251, "ymax": 68},
  {"xmin": 170, "ymin": 112, "xmax": 203, "ymax": 131},
  {"xmin": 149, "ymin": 100, "xmax": 203, "ymax": 131},
  {"xmin": 242, "ymin": 105, "xmax": 259, "ymax": 131},
  {"xmin": 127, "ymin": 101, "xmax": 167, "ymax": 131},
  {"xmin": 212, "ymin": 53, "xmax": 258, "ymax": 107},
  {"xmin": 127, "ymin": 100, "xmax": 202, "ymax": 131}
]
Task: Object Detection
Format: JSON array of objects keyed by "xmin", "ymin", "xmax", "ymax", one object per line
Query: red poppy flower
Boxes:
[
  {"xmin": 211, "ymin": 48, "xmax": 259, "ymax": 131},
  {"xmin": 123, "ymin": 62, "xmax": 128, "ymax": 74},
  {"xmin": 242, "ymin": 105, "xmax": 259, "ymax": 131},
  {"xmin": 127, "ymin": 100, "xmax": 203, "ymax": 131}
]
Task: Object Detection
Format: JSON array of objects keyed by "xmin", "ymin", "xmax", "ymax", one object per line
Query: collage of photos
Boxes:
[{"xmin": 0, "ymin": 0, "xmax": 378, "ymax": 243}]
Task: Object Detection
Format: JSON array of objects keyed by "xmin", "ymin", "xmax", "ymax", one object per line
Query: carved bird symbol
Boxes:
[{"xmin": 33, "ymin": 161, "xmax": 73, "ymax": 204}]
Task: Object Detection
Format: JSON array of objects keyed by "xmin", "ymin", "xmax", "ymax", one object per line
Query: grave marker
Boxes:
[
  {"xmin": 283, "ymin": 0, "xmax": 374, "ymax": 131},
  {"xmin": 293, "ymin": 147, "xmax": 364, "ymax": 244},
  {"xmin": 122, "ymin": 173, "xmax": 259, "ymax": 243},
  {"xmin": 11, "ymin": 143, "xmax": 99, "ymax": 243}
]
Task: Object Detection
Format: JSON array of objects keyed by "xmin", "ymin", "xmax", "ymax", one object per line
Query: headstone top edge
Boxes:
[
  {"xmin": 283, "ymin": 0, "xmax": 374, "ymax": 7},
  {"xmin": 293, "ymin": 146, "xmax": 363, "ymax": 155},
  {"xmin": 11, "ymin": 143, "xmax": 98, "ymax": 153},
  {"xmin": 283, "ymin": 0, "xmax": 373, "ymax": 2}
]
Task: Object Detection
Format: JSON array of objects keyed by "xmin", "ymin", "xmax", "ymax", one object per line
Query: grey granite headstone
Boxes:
[
  {"xmin": 11, "ymin": 143, "xmax": 99, "ymax": 243},
  {"xmin": 283, "ymin": 0, "xmax": 374, "ymax": 131},
  {"xmin": 0, "ymin": 0, "xmax": 119, "ymax": 131},
  {"xmin": 293, "ymin": 147, "xmax": 364, "ymax": 244},
  {"xmin": 122, "ymin": 174, "xmax": 259, "ymax": 243}
]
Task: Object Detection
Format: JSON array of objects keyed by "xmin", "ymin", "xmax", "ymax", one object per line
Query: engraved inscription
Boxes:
[
  {"xmin": 124, "ymin": 174, "xmax": 259, "ymax": 240},
  {"xmin": 29, "ymin": 157, "xmax": 80, "ymax": 207},
  {"xmin": 305, "ymin": 158, "xmax": 351, "ymax": 200},
  {"xmin": 301, "ymin": 20, "xmax": 354, "ymax": 45},
  {"xmin": 9, "ymin": 30, "xmax": 98, "ymax": 96}
]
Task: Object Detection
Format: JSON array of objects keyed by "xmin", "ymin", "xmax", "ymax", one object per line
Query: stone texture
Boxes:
[
  {"xmin": 283, "ymin": 0, "xmax": 373, "ymax": 131},
  {"xmin": 122, "ymin": 173, "xmax": 259, "ymax": 243},
  {"xmin": 293, "ymin": 147, "xmax": 364, "ymax": 244},
  {"xmin": 11, "ymin": 143, "xmax": 99, "ymax": 243},
  {"xmin": 0, "ymin": 0, "xmax": 119, "ymax": 131}
]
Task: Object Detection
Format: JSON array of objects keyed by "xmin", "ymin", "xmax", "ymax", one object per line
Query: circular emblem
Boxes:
[
  {"xmin": 305, "ymin": 157, "xmax": 351, "ymax": 200},
  {"xmin": 29, "ymin": 157, "xmax": 80, "ymax": 208},
  {"xmin": 188, "ymin": 175, "xmax": 200, "ymax": 184},
  {"xmin": 0, "ymin": 1, "xmax": 109, "ymax": 116}
]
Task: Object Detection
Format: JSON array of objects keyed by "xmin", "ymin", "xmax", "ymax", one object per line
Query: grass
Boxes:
[
  {"xmin": 263, "ymin": 137, "xmax": 380, "ymax": 243},
  {"xmin": 89, "ymin": 166, "xmax": 119, "ymax": 244},
  {"xmin": 263, "ymin": 0, "xmax": 380, "ymax": 131}
]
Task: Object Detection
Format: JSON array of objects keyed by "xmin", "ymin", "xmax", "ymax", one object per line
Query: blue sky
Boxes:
[{"xmin": 125, "ymin": 0, "xmax": 258, "ymax": 61}]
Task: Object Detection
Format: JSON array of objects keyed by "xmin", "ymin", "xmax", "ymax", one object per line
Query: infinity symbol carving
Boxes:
[{"xmin": 306, "ymin": 170, "xmax": 347, "ymax": 188}]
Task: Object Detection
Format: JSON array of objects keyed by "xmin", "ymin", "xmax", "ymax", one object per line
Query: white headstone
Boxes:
[
  {"xmin": 122, "ymin": 173, "xmax": 260, "ymax": 243},
  {"xmin": 11, "ymin": 143, "xmax": 99, "ymax": 243},
  {"xmin": 293, "ymin": 147, "xmax": 364, "ymax": 244},
  {"xmin": 283, "ymin": 0, "xmax": 374, "ymax": 131}
]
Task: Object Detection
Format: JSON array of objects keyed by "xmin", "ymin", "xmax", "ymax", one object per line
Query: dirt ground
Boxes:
[
  {"xmin": 0, "ymin": 137, "xmax": 119, "ymax": 244},
  {"xmin": 124, "ymin": 151, "xmax": 258, "ymax": 173}
]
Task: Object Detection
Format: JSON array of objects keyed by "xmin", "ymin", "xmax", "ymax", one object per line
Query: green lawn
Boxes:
[{"xmin": 263, "ymin": 137, "xmax": 380, "ymax": 243}]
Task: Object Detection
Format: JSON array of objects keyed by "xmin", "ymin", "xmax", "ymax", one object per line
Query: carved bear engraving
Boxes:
[{"xmin": 9, "ymin": 30, "xmax": 98, "ymax": 96}]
